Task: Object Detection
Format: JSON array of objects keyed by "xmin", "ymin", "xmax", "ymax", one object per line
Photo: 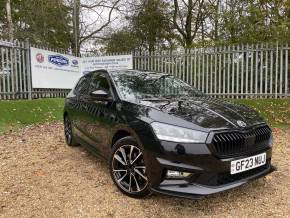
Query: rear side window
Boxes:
[{"xmin": 74, "ymin": 76, "xmax": 90, "ymax": 95}]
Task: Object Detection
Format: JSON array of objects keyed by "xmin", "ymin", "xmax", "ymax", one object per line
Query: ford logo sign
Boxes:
[
  {"xmin": 48, "ymin": 55, "xmax": 69, "ymax": 66},
  {"xmin": 72, "ymin": 59, "xmax": 78, "ymax": 65}
]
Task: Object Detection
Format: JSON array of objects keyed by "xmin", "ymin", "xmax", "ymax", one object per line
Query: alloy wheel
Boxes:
[{"xmin": 112, "ymin": 145, "xmax": 148, "ymax": 193}]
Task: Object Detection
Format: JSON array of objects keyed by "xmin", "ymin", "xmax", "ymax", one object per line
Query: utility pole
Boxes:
[
  {"xmin": 6, "ymin": 0, "xmax": 13, "ymax": 41},
  {"xmin": 73, "ymin": 0, "xmax": 80, "ymax": 56}
]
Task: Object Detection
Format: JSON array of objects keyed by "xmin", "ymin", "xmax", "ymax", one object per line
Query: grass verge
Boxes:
[
  {"xmin": 234, "ymin": 99, "xmax": 290, "ymax": 128},
  {"xmin": 0, "ymin": 98, "xmax": 289, "ymax": 133},
  {"xmin": 0, "ymin": 98, "xmax": 64, "ymax": 133}
]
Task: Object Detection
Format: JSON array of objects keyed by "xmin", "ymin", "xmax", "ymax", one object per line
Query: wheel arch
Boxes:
[
  {"xmin": 110, "ymin": 125, "xmax": 145, "ymax": 149},
  {"xmin": 111, "ymin": 129, "xmax": 131, "ymax": 147}
]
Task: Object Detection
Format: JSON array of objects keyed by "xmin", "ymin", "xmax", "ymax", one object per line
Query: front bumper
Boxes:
[
  {"xmin": 143, "ymin": 140, "xmax": 275, "ymax": 199},
  {"xmin": 151, "ymin": 163, "xmax": 275, "ymax": 199}
]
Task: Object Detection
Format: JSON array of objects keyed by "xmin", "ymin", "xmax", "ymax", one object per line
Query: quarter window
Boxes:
[{"xmin": 74, "ymin": 77, "xmax": 90, "ymax": 95}]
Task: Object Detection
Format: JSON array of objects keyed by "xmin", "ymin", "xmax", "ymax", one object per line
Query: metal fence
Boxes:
[
  {"xmin": 0, "ymin": 39, "xmax": 70, "ymax": 100},
  {"xmin": 0, "ymin": 39, "xmax": 289, "ymax": 100},
  {"xmin": 133, "ymin": 43, "xmax": 289, "ymax": 98},
  {"xmin": 0, "ymin": 40, "xmax": 30, "ymax": 100}
]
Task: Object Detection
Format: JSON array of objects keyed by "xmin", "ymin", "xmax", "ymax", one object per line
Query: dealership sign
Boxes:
[
  {"xmin": 30, "ymin": 47, "xmax": 133, "ymax": 89},
  {"xmin": 80, "ymin": 55, "xmax": 133, "ymax": 75},
  {"xmin": 30, "ymin": 47, "xmax": 81, "ymax": 89}
]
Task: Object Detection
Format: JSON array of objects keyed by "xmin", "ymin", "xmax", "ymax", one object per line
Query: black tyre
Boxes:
[
  {"xmin": 64, "ymin": 115, "xmax": 78, "ymax": 146},
  {"xmin": 110, "ymin": 136, "xmax": 151, "ymax": 198}
]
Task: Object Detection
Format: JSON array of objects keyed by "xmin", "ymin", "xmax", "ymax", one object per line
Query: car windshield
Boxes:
[{"xmin": 111, "ymin": 70, "xmax": 203, "ymax": 101}]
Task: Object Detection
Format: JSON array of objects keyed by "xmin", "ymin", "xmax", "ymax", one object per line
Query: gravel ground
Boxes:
[{"xmin": 0, "ymin": 123, "xmax": 289, "ymax": 218}]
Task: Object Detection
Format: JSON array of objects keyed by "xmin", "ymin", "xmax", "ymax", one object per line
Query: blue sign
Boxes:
[{"xmin": 48, "ymin": 55, "xmax": 69, "ymax": 66}]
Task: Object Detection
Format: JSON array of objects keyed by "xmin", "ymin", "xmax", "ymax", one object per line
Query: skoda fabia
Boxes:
[{"xmin": 63, "ymin": 70, "xmax": 275, "ymax": 199}]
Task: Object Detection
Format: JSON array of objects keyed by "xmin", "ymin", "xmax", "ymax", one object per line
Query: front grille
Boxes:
[{"xmin": 210, "ymin": 125, "xmax": 272, "ymax": 157}]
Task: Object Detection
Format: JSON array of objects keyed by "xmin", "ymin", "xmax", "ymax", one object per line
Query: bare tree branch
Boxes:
[
  {"xmin": 173, "ymin": 0, "xmax": 187, "ymax": 40},
  {"xmin": 79, "ymin": 0, "xmax": 121, "ymax": 44},
  {"xmin": 173, "ymin": 0, "xmax": 205, "ymax": 47}
]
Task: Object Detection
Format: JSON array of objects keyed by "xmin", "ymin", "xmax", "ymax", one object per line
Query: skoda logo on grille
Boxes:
[{"xmin": 237, "ymin": 120, "xmax": 247, "ymax": 128}]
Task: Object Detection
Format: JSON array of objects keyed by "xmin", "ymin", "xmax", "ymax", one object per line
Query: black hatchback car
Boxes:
[{"xmin": 63, "ymin": 69, "xmax": 275, "ymax": 199}]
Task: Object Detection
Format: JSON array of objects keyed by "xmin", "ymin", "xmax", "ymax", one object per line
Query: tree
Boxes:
[
  {"xmin": 170, "ymin": 0, "xmax": 290, "ymax": 46},
  {"xmin": 172, "ymin": 0, "xmax": 205, "ymax": 48},
  {"xmin": 102, "ymin": 28, "xmax": 139, "ymax": 53},
  {"xmin": 5, "ymin": 0, "xmax": 13, "ymax": 40},
  {"xmin": 130, "ymin": 0, "xmax": 173, "ymax": 52},
  {"xmin": 218, "ymin": 0, "xmax": 290, "ymax": 44},
  {"xmin": 0, "ymin": 0, "xmax": 72, "ymax": 50},
  {"xmin": 72, "ymin": 0, "xmax": 80, "ymax": 56},
  {"xmin": 100, "ymin": 0, "xmax": 174, "ymax": 53},
  {"xmin": 69, "ymin": 0, "xmax": 122, "ymax": 55},
  {"xmin": 1, "ymin": 0, "xmax": 289, "ymax": 52},
  {"xmin": 200, "ymin": 0, "xmax": 221, "ymax": 42}
]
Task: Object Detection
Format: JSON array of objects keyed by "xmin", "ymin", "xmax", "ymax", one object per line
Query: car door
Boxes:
[
  {"xmin": 83, "ymin": 72, "xmax": 117, "ymax": 156},
  {"xmin": 68, "ymin": 75, "xmax": 92, "ymax": 139}
]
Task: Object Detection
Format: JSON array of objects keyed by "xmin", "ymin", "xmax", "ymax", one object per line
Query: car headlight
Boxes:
[{"xmin": 151, "ymin": 122, "xmax": 208, "ymax": 143}]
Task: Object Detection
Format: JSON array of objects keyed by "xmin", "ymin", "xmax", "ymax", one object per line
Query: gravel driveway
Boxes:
[{"xmin": 0, "ymin": 123, "xmax": 289, "ymax": 218}]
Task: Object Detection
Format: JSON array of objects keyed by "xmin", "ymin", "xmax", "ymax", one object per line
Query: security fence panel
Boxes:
[
  {"xmin": 0, "ymin": 40, "xmax": 31, "ymax": 100},
  {"xmin": 133, "ymin": 43, "xmax": 289, "ymax": 99},
  {"xmin": 0, "ymin": 39, "xmax": 289, "ymax": 100}
]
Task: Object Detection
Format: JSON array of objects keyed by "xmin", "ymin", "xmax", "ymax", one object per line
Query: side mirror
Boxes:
[{"xmin": 90, "ymin": 90, "xmax": 111, "ymax": 100}]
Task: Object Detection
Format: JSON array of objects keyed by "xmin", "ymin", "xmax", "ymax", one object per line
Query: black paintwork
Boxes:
[{"xmin": 64, "ymin": 69, "xmax": 274, "ymax": 199}]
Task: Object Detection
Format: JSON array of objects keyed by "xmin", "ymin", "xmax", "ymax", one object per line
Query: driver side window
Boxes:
[
  {"xmin": 89, "ymin": 73, "xmax": 112, "ymax": 96},
  {"xmin": 74, "ymin": 76, "xmax": 90, "ymax": 95}
]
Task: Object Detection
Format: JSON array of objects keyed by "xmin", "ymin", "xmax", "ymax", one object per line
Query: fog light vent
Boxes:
[{"xmin": 166, "ymin": 170, "xmax": 191, "ymax": 179}]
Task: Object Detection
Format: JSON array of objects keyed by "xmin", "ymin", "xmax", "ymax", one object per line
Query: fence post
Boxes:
[{"xmin": 25, "ymin": 39, "xmax": 32, "ymax": 100}]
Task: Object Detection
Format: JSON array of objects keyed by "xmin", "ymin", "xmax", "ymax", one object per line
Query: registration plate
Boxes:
[{"xmin": 231, "ymin": 153, "xmax": 266, "ymax": 175}]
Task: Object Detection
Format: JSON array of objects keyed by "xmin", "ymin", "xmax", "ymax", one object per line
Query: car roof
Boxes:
[{"xmin": 83, "ymin": 69, "xmax": 170, "ymax": 78}]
